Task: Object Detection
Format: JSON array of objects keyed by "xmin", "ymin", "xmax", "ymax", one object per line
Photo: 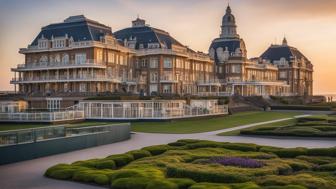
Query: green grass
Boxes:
[
  {"xmin": 218, "ymin": 119, "xmax": 298, "ymax": 136},
  {"xmin": 45, "ymin": 139, "xmax": 336, "ymax": 189},
  {"xmin": 234, "ymin": 115, "xmax": 336, "ymax": 138},
  {"xmin": 0, "ymin": 111, "xmax": 300, "ymax": 133},
  {"xmin": 131, "ymin": 111, "xmax": 301, "ymax": 134}
]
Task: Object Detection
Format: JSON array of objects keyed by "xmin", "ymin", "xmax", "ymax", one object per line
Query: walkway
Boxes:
[{"xmin": 0, "ymin": 115, "xmax": 335, "ymax": 189}]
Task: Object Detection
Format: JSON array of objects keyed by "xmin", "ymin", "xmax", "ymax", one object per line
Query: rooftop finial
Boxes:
[{"xmin": 282, "ymin": 36, "xmax": 288, "ymax": 46}]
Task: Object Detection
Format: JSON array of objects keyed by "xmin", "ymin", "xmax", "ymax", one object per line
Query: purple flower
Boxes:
[{"xmin": 208, "ymin": 157, "xmax": 264, "ymax": 168}]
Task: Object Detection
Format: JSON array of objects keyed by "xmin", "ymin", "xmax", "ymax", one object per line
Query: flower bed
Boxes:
[{"xmin": 45, "ymin": 139, "xmax": 336, "ymax": 189}]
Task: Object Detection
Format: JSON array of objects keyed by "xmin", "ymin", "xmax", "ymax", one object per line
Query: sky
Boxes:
[{"xmin": 0, "ymin": 0, "xmax": 335, "ymax": 94}]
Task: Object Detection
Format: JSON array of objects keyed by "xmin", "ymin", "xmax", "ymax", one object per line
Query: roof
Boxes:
[
  {"xmin": 114, "ymin": 26, "xmax": 184, "ymax": 49},
  {"xmin": 260, "ymin": 45, "xmax": 310, "ymax": 63},
  {"xmin": 31, "ymin": 15, "xmax": 113, "ymax": 46},
  {"xmin": 209, "ymin": 38, "xmax": 246, "ymax": 63}
]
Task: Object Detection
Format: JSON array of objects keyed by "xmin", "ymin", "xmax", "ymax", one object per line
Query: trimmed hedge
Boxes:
[
  {"xmin": 166, "ymin": 165, "xmax": 250, "ymax": 183},
  {"xmin": 259, "ymin": 147, "xmax": 307, "ymax": 158},
  {"xmin": 127, "ymin": 150, "xmax": 152, "ymax": 160},
  {"xmin": 107, "ymin": 154, "xmax": 134, "ymax": 167},
  {"xmin": 166, "ymin": 178, "xmax": 196, "ymax": 189},
  {"xmin": 270, "ymin": 105, "xmax": 332, "ymax": 111},
  {"xmin": 142, "ymin": 145, "xmax": 172, "ymax": 155},
  {"xmin": 111, "ymin": 177, "xmax": 150, "ymax": 189},
  {"xmin": 146, "ymin": 180, "xmax": 178, "ymax": 189},
  {"xmin": 314, "ymin": 163, "xmax": 336, "ymax": 171}
]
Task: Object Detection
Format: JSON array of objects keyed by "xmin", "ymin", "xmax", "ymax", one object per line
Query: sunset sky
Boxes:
[{"xmin": 0, "ymin": 0, "xmax": 335, "ymax": 94}]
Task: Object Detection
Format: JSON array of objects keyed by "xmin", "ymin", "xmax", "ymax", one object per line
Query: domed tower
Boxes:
[
  {"xmin": 220, "ymin": 5, "xmax": 239, "ymax": 39},
  {"xmin": 209, "ymin": 5, "xmax": 247, "ymax": 64}
]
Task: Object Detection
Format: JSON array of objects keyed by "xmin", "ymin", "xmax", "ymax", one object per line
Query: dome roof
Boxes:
[
  {"xmin": 209, "ymin": 38, "xmax": 247, "ymax": 64},
  {"xmin": 260, "ymin": 40, "xmax": 310, "ymax": 64},
  {"xmin": 222, "ymin": 6, "xmax": 236, "ymax": 26}
]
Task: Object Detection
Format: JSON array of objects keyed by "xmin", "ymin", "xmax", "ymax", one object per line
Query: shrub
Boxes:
[
  {"xmin": 127, "ymin": 150, "xmax": 152, "ymax": 160},
  {"xmin": 176, "ymin": 139, "xmax": 202, "ymax": 144},
  {"xmin": 146, "ymin": 180, "xmax": 178, "ymax": 189},
  {"xmin": 307, "ymin": 147, "xmax": 336, "ymax": 157},
  {"xmin": 95, "ymin": 160, "xmax": 116, "ymax": 169},
  {"xmin": 285, "ymin": 161, "xmax": 311, "ymax": 172},
  {"xmin": 94, "ymin": 174, "xmax": 110, "ymax": 185},
  {"xmin": 189, "ymin": 183, "xmax": 230, "ymax": 189},
  {"xmin": 45, "ymin": 164, "xmax": 88, "ymax": 180},
  {"xmin": 71, "ymin": 159, "xmax": 100, "ymax": 168},
  {"xmin": 168, "ymin": 142, "xmax": 187, "ymax": 147},
  {"xmin": 314, "ymin": 163, "xmax": 336, "ymax": 171},
  {"xmin": 111, "ymin": 177, "xmax": 151, "ymax": 189},
  {"xmin": 229, "ymin": 182, "xmax": 261, "ymax": 189},
  {"xmin": 185, "ymin": 141, "xmax": 223, "ymax": 149},
  {"xmin": 208, "ymin": 157, "xmax": 264, "ymax": 168},
  {"xmin": 107, "ymin": 154, "xmax": 134, "ymax": 167},
  {"xmin": 263, "ymin": 185, "xmax": 307, "ymax": 189},
  {"xmin": 142, "ymin": 145, "xmax": 172, "ymax": 155},
  {"xmin": 110, "ymin": 169, "xmax": 145, "ymax": 181},
  {"xmin": 221, "ymin": 143, "xmax": 258, "ymax": 152},
  {"xmin": 296, "ymin": 155, "xmax": 335, "ymax": 165},
  {"xmin": 166, "ymin": 165, "xmax": 250, "ymax": 183},
  {"xmin": 259, "ymin": 147, "xmax": 307, "ymax": 158},
  {"xmin": 166, "ymin": 178, "xmax": 196, "ymax": 189}
]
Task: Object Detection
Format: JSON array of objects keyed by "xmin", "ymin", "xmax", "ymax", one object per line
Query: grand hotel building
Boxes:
[{"xmin": 10, "ymin": 6, "xmax": 313, "ymax": 109}]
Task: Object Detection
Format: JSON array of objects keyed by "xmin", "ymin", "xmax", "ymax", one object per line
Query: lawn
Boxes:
[
  {"xmin": 235, "ymin": 115, "xmax": 336, "ymax": 138},
  {"xmin": 131, "ymin": 111, "xmax": 301, "ymax": 134},
  {"xmin": 45, "ymin": 139, "xmax": 336, "ymax": 189},
  {"xmin": 0, "ymin": 111, "xmax": 300, "ymax": 133},
  {"xmin": 218, "ymin": 119, "xmax": 297, "ymax": 136}
]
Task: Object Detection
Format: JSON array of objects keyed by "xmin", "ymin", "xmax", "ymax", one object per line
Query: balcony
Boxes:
[
  {"xmin": 12, "ymin": 59, "xmax": 106, "ymax": 71},
  {"xmin": 11, "ymin": 75, "xmax": 122, "ymax": 84},
  {"xmin": 197, "ymin": 80, "xmax": 221, "ymax": 86},
  {"xmin": 160, "ymin": 76, "xmax": 178, "ymax": 83}
]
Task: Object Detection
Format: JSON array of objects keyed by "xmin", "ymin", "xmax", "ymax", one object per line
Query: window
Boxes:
[
  {"xmin": 150, "ymin": 57, "xmax": 158, "ymax": 68},
  {"xmin": 97, "ymin": 49, "xmax": 103, "ymax": 63},
  {"xmin": 231, "ymin": 65, "xmax": 241, "ymax": 73},
  {"xmin": 163, "ymin": 58, "xmax": 172, "ymax": 68},
  {"xmin": 79, "ymin": 83, "xmax": 87, "ymax": 92},
  {"xmin": 163, "ymin": 85, "xmax": 172, "ymax": 93},
  {"xmin": 75, "ymin": 53, "xmax": 86, "ymax": 64},
  {"xmin": 62, "ymin": 54, "xmax": 69, "ymax": 64},
  {"xmin": 141, "ymin": 59, "xmax": 147, "ymax": 67},
  {"xmin": 279, "ymin": 71, "xmax": 287, "ymax": 79},
  {"xmin": 150, "ymin": 84, "xmax": 158, "ymax": 94},
  {"xmin": 47, "ymin": 98, "xmax": 62, "ymax": 110},
  {"xmin": 108, "ymin": 52, "xmax": 115, "ymax": 63},
  {"xmin": 150, "ymin": 72, "xmax": 158, "ymax": 83}
]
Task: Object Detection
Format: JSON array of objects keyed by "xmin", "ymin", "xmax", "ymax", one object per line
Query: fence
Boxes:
[
  {"xmin": 80, "ymin": 100, "xmax": 228, "ymax": 120},
  {"xmin": 0, "ymin": 110, "xmax": 84, "ymax": 122}
]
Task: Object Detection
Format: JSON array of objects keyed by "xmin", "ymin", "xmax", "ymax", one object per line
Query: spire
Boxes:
[
  {"xmin": 220, "ymin": 4, "xmax": 239, "ymax": 38},
  {"xmin": 282, "ymin": 37, "xmax": 288, "ymax": 46},
  {"xmin": 226, "ymin": 4, "xmax": 232, "ymax": 14}
]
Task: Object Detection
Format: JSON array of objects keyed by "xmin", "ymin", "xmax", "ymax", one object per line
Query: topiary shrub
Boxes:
[
  {"xmin": 111, "ymin": 177, "xmax": 150, "ymax": 189},
  {"xmin": 176, "ymin": 139, "xmax": 202, "ymax": 144},
  {"xmin": 166, "ymin": 178, "xmax": 196, "ymax": 189},
  {"xmin": 94, "ymin": 174, "xmax": 110, "ymax": 185},
  {"xmin": 263, "ymin": 185, "xmax": 307, "ymax": 189},
  {"xmin": 168, "ymin": 142, "xmax": 187, "ymax": 147},
  {"xmin": 185, "ymin": 141, "xmax": 223, "ymax": 149},
  {"xmin": 229, "ymin": 182, "xmax": 261, "ymax": 189},
  {"xmin": 296, "ymin": 155, "xmax": 335, "ymax": 165},
  {"xmin": 45, "ymin": 164, "xmax": 88, "ymax": 180},
  {"xmin": 72, "ymin": 159, "xmax": 100, "ymax": 168},
  {"xmin": 166, "ymin": 165, "xmax": 250, "ymax": 183},
  {"xmin": 307, "ymin": 147, "xmax": 336, "ymax": 157},
  {"xmin": 127, "ymin": 150, "xmax": 152, "ymax": 160},
  {"xmin": 95, "ymin": 160, "xmax": 116, "ymax": 169},
  {"xmin": 314, "ymin": 163, "xmax": 336, "ymax": 171},
  {"xmin": 221, "ymin": 143, "xmax": 258, "ymax": 152},
  {"xmin": 110, "ymin": 169, "xmax": 145, "ymax": 181},
  {"xmin": 142, "ymin": 145, "xmax": 172, "ymax": 156},
  {"xmin": 259, "ymin": 147, "xmax": 307, "ymax": 158},
  {"xmin": 107, "ymin": 154, "xmax": 134, "ymax": 167},
  {"xmin": 146, "ymin": 180, "xmax": 178, "ymax": 189},
  {"xmin": 189, "ymin": 183, "xmax": 230, "ymax": 189}
]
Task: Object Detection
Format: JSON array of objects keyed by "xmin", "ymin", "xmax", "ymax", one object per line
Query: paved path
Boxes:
[{"xmin": 1, "ymin": 115, "xmax": 335, "ymax": 189}]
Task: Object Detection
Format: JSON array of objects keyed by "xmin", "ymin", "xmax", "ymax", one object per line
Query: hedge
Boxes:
[
  {"xmin": 111, "ymin": 177, "xmax": 150, "ymax": 189},
  {"xmin": 270, "ymin": 105, "xmax": 332, "ymax": 111},
  {"xmin": 146, "ymin": 180, "xmax": 178, "ymax": 189},
  {"xmin": 259, "ymin": 147, "xmax": 307, "ymax": 158},
  {"xmin": 142, "ymin": 145, "xmax": 172, "ymax": 155},
  {"xmin": 107, "ymin": 154, "xmax": 134, "ymax": 167},
  {"xmin": 127, "ymin": 150, "xmax": 152, "ymax": 160},
  {"xmin": 166, "ymin": 178, "xmax": 196, "ymax": 189}
]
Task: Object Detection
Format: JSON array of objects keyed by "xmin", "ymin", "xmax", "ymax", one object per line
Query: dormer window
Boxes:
[
  {"xmin": 38, "ymin": 39, "xmax": 48, "ymax": 49},
  {"xmin": 139, "ymin": 44, "xmax": 144, "ymax": 49},
  {"xmin": 53, "ymin": 39, "xmax": 66, "ymax": 49}
]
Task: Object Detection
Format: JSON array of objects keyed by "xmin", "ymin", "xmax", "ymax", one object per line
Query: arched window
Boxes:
[{"xmin": 62, "ymin": 54, "xmax": 69, "ymax": 64}]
